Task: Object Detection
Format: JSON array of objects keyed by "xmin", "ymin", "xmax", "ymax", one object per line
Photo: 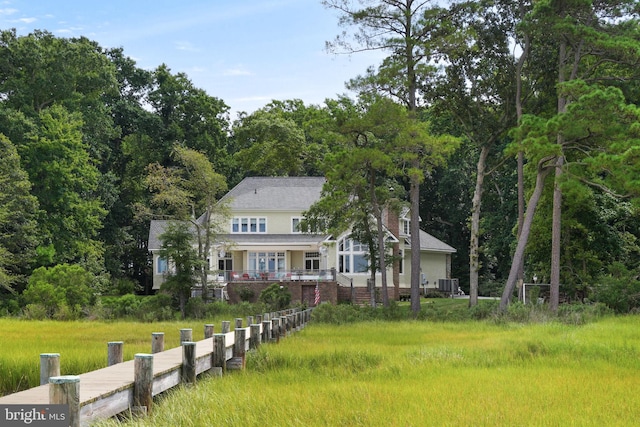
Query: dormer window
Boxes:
[{"xmin": 402, "ymin": 219, "xmax": 411, "ymax": 236}]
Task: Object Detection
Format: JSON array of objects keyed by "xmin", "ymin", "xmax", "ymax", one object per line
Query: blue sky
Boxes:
[{"xmin": 0, "ymin": 0, "xmax": 382, "ymax": 117}]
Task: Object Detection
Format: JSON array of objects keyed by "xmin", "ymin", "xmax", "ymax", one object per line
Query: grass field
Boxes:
[
  {"xmin": 90, "ymin": 315, "xmax": 640, "ymax": 427},
  {"xmin": 0, "ymin": 319, "xmax": 218, "ymax": 395}
]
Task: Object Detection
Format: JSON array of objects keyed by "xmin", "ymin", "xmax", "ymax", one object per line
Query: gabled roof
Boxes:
[
  {"xmin": 405, "ymin": 230, "xmax": 456, "ymax": 254},
  {"xmin": 149, "ymin": 220, "xmax": 199, "ymax": 251},
  {"xmin": 220, "ymin": 176, "xmax": 325, "ymax": 211}
]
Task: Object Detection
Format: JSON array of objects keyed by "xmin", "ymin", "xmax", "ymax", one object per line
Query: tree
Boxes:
[
  {"xmin": 0, "ymin": 134, "xmax": 39, "ymax": 291},
  {"xmin": 145, "ymin": 144, "xmax": 228, "ymax": 301},
  {"xmin": 19, "ymin": 105, "xmax": 106, "ymax": 268},
  {"xmin": 324, "ymin": 0, "xmax": 460, "ymax": 315},
  {"xmin": 501, "ymin": 0, "xmax": 640, "ymax": 311},
  {"xmin": 147, "ymin": 65, "xmax": 232, "ymax": 175},
  {"xmin": 310, "ymin": 97, "xmax": 406, "ymax": 307},
  {"xmin": 158, "ymin": 221, "xmax": 198, "ymax": 318},
  {"xmin": 23, "ymin": 264, "xmax": 95, "ymax": 318},
  {"xmin": 232, "ymin": 108, "xmax": 307, "ymax": 176},
  {"xmin": 427, "ymin": 0, "xmax": 517, "ymax": 306}
]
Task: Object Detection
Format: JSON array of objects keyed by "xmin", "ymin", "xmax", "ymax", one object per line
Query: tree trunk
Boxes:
[
  {"xmin": 410, "ymin": 162, "xmax": 421, "ymax": 316},
  {"xmin": 515, "ymin": 1, "xmax": 530, "ymax": 300},
  {"xmin": 370, "ymin": 173, "xmax": 389, "ymax": 307},
  {"xmin": 550, "ymin": 36, "xmax": 570, "ymax": 312},
  {"xmin": 549, "ymin": 156, "xmax": 563, "ymax": 311},
  {"xmin": 500, "ymin": 156, "xmax": 555, "ymax": 311},
  {"xmin": 469, "ymin": 145, "xmax": 490, "ymax": 307}
]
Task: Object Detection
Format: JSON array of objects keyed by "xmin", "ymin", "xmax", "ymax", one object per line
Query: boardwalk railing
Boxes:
[{"xmin": 0, "ymin": 308, "xmax": 312, "ymax": 427}]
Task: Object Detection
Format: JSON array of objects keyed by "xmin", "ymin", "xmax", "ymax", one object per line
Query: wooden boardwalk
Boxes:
[{"xmin": 0, "ymin": 309, "xmax": 311, "ymax": 426}]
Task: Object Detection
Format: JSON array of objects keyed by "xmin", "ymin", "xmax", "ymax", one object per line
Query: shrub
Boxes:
[
  {"xmin": 238, "ymin": 286, "xmax": 255, "ymax": 302},
  {"xmin": 592, "ymin": 269, "xmax": 640, "ymax": 314},
  {"xmin": 259, "ymin": 283, "xmax": 291, "ymax": 311},
  {"xmin": 137, "ymin": 293, "xmax": 176, "ymax": 322},
  {"xmin": 22, "ymin": 264, "xmax": 95, "ymax": 319}
]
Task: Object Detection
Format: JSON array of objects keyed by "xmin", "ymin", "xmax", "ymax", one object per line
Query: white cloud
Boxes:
[
  {"xmin": 0, "ymin": 8, "xmax": 17, "ymax": 16},
  {"xmin": 174, "ymin": 41, "xmax": 199, "ymax": 52},
  {"xmin": 224, "ymin": 67, "xmax": 253, "ymax": 77},
  {"xmin": 18, "ymin": 17, "xmax": 36, "ymax": 23}
]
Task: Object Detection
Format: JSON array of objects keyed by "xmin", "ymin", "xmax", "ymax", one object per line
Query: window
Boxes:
[
  {"xmin": 292, "ymin": 217, "xmax": 302, "ymax": 233},
  {"xmin": 305, "ymin": 252, "xmax": 320, "ymax": 271},
  {"xmin": 231, "ymin": 217, "xmax": 267, "ymax": 233},
  {"xmin": 218, "ymin": 253, "xmax": 232, "ymax": 272},
  {"xmin": 338, "ymin": 237, "xmax": 368, "ymax": 274},
  {"xmin": 157, "ymin": 257, "xmax": 168, "ymax": 274},
  {"xmin": 402, "ymin": 219, "xmax": 411, "ymax": 236},
  {"xmin": 249, "ymin": 252, "xmax": 285, "ymax": 272}
]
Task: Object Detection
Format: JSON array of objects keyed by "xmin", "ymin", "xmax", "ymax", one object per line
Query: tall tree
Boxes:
[
  {"xmin": 427, "ymin": 0, "xmax": 516, "ymax": 306},
  {"xmin": 0, "ymin": 134, "xmax": 39, "ymax": 291},
  {"xmin": 323, "ymin": 0, "xmax": 459, "ymax": 315},
  {"xmin": 158, "ymin": 221, "xmax": 198, "ymax": 318},
  {"xmin": 144, "ymin": 144, "xmax": 228, "ymax": 300},
  {"xmin": 501, "ymin": 0, "xmax": 640, "ymax": 310},
  {"xmin": 20, "ymin": 105, "xmax": 106, "ymax": 268}
]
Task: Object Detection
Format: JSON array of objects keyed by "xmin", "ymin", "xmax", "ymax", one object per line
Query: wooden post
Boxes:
[
  {"xmin": 235, "ymin": 318, "xmax": 243, "ymax": 329},
  {"xmin": 49, "ymin": 375, "xmax": 80, "ymax": 427},
  {"xmin": 152, "ymin": 332, "xmax": 164, "ymax": 354},
  {"xmin": 134, "ymin": 354, "xmax": 154, "ymax": 414},
  {"xmin": 40, "ymin": 353, "xmax": 60, "ymax": 386},
  {"xmin": 204, "ymin": 324, "xmax": 214, "ymax": 339},
  {"xmin": 271, "ymin": 318, "xmax": 279, "ymax": 342},
  {"xmin": 256, "ymin": 314, "xmax": 263, "ymax": 324},
  {"xmin": 250, "ymin": 324, "xmax": 261, "ymax": 350},
  {"xmin": 213, "ymin": 333, "xmax": 226, "ymax": 374},
  {"xmin": 182, "ymin": 342, "xmax": 196, "ymax": 384},
  {"xmin": 262, "ymin": 320, "xmax": 271, "ymax": 343},
  {"xmin": 107, "ymin": 341, "xmax": 124, "ymax": 366},
  {"xmin": 228, "ymin": 327, "xmax": 246, "ymax": 370},
  {"xmin": 221, "ymin": 321, "xmax": 230, "ymax": 333},
  {"xmin": 180, "ymin": 328, "xmax": 192, "ymax": 344},
  {"xmin": 247, "ymin": 316, "xmax": 254, "ymax": 327}
]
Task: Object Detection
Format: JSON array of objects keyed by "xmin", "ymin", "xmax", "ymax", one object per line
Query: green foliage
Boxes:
[
  {"xmin": 259, "ymin": 283, "xmax": 291, "ymax": 311},
  {"xmin": 159, "ymin": 221, "xmax": 198, "ymax": 319},
  {"xmin": 592, "ymin": 263, "xmax": 640, "ymax": 314},
  {"xmin": 0, "ymin": 134, "xmax": 39, "ymax": 290},
  {"xmin": 238, "ymin": 286, "xmax": 255, "ymax": 302},
  {"xmin": 22, "ymin": 264, "xmax": 96, "ymax": 318}
]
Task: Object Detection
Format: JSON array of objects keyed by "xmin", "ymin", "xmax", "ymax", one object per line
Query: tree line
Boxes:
[{"xmin": 1, "ymin": 0, "xmax": 640, "ymax": 317}]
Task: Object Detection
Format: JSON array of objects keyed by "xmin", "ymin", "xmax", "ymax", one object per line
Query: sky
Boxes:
[{"xmin": 0, "ymin": 0, "xmax": 384, "ymax": 117}]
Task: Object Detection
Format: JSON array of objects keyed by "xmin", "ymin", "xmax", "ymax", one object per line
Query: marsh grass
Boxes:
[
  {"xmin": 95, "ymin": 316, "xmax": 640, "ymax": 426},
  {"xmin": 0, "ymin": 319, "xmax": 216, "ymax": 395}
]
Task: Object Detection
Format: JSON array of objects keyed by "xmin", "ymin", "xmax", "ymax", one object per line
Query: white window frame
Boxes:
[
  {"xmin": 402, "ymin": 219, "xmax": 411, "ymax": 236},
  {"xmin": 231, "ymin": 217, "xmax": 267, "ymax": 233},
  {"xmin": 157, "ymin": 256, "xmax": 168, "ymax": 274},
  {"xmin": 292, "ymin": 217, "xmax": 303, "ymax": 233},
  {"xmin": 338, "ymin": 236, "xmax": 369, "ymax": 274}
]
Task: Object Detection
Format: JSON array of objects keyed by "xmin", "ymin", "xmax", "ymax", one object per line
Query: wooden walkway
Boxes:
[{"xmin": 0, "ymin": 309, "xmax": 311, "ymax": 426}]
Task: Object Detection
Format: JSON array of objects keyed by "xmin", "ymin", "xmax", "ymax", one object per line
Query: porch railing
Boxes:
[{"xmin": 214, "ymin": 269, "xmax": 337, "ymax": 282}]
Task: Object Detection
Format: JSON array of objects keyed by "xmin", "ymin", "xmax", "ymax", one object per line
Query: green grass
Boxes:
[
  {"xmin": 93, "ymin": 315, "xmax": 640, "ymax": 427},
  {"xmin": 0, "ymin": 319, "xmax": 223, "ymax": 395}
]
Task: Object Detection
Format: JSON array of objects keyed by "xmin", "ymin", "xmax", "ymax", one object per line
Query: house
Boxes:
[{"xmin": 148, "ymin": 176, "xmax": 456, "ymax": 305}]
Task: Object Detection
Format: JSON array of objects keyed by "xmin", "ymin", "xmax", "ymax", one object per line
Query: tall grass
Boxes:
[
  {"xmin": 0, "ymin": 319, "xmax": 221, "ymax": 395},
  {"xmin": 95, "ymin": 316, "xmax": 640, "ymax": 426}
]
